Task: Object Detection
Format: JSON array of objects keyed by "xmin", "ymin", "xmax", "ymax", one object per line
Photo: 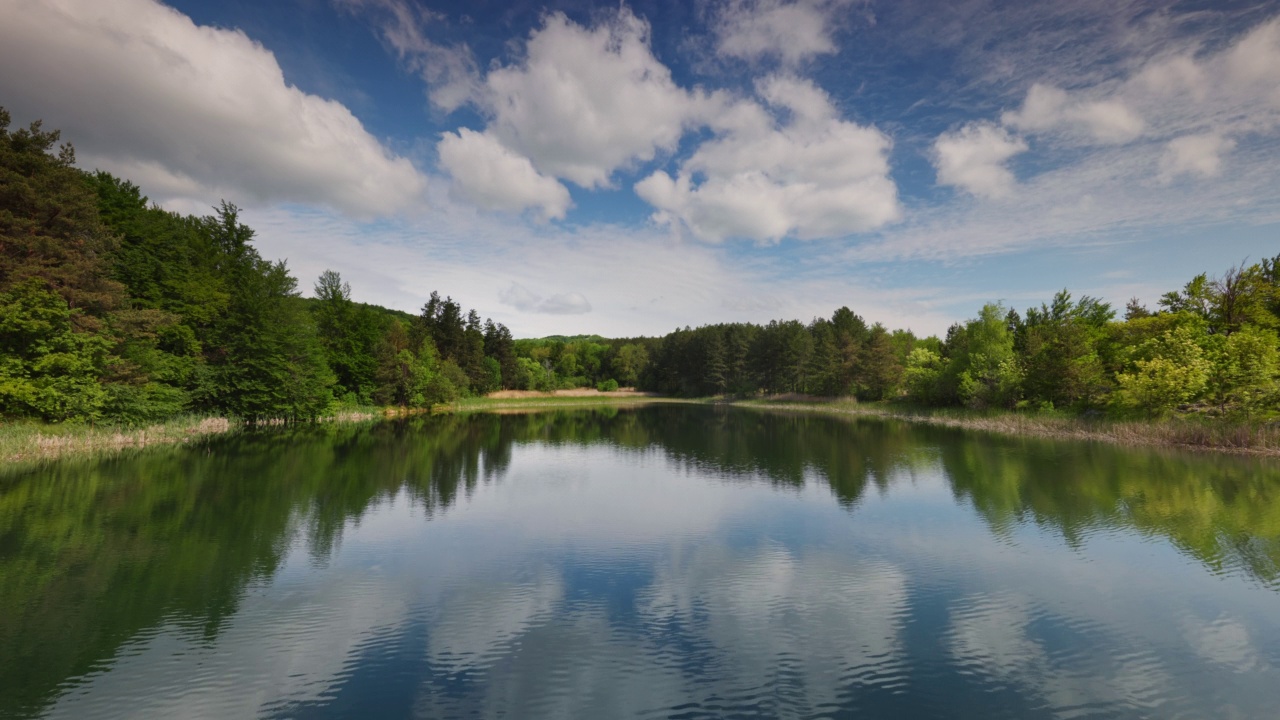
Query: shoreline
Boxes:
[
  {"xmin": 738, "ymin": 399, "xmax": 1280, "ymax": 457},
  {"xmin": 4, "ymin": 394, "xmax": 1279, "ymax": 468},
  {"xmin": 0, "ymin": 396, "xmax": 677, "ymax": 468}
]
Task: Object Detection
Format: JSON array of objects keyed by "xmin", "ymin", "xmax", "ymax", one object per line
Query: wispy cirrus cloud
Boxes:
[
  {"xmin": 904, "ymin": 11, "xmax": 1280, "ymax": 262},
  {"xmin": 334, "ymin": 0, "xmax": 480, "ymax": 112}
]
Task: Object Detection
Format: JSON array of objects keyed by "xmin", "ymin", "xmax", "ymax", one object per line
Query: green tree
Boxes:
[
  {"xmin": 0, "ymin": 280, "xmax": 111, "ymax": 421},
  {"xmin": 903, "ymin": 347, "xmax": 945, "ymax": 404},
  {"xmin": 197, "ymin": 205, "xmax": 334, "ymax": 421},
  {"xmin": 1018, "ymin": 290, "xmax": 1113, "ymax": 409},
  {"xmin": 312, "ymin": 270, "xmax": 382, "ymax": 403},
  {"xmin": 859, "ymin": 324, "xmax": 903, "ymax": 400},
  {"xmin": 613, "ymin": 343, "xmax": 649, "ymax": 387},
  {"xmin": 950, "ymin": 303, "xmax": 1020, "ymax": 409},
  {"xmin": 0, "ymin": 109, "xmax": 124, "ymax": 321},
  {"xmin": 1205, "ymin": 326, "xmax": 1280, "ymax": 415},
  {"xmin": 1114, "ymin": 326, "xmax": 1211, "ymax": 415},
  {"xmin": 830, "ymin": 307, "xmax": 868, "ymax": 395},
  {"xmin": 483, "ymin": 320, "xmax": 519, "ymax": 389}
]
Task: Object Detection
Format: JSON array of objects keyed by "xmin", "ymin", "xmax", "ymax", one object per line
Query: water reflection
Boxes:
[{"xmin": 1, "ymin": 406, "xmax": 1278, "ymax": 718}]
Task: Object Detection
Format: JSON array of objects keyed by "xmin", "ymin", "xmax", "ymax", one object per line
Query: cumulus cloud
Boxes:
[
  {"xmin": 342, "ymin": 2, "xmax": 900, "ymax": 240},
  {"xmin": 437, "ymin": 129, "xmax": 571, "ymax": 220},
  {"xmin": 636, "ymin": 75, "xmax": 899, "ymax": 242},
  {"xmin": 932, "ymin": 122, "xmax": 1028, "ymax": 198},
  {"xmin": 1158, "ymin": 132, "xmax": 1236, "ymax": 182},
  {"xmin": 0, "ymin": 0, "xmax": 427, "ymax": 216},
  {"xmin": 423, "ymin": 7, "xmax": 719, "ymax": 217},
  {"xmin": 714, "ymin": 0, "xmax": 856, "ymax": 66},
  {"xmin": 1002, "ymin": 83, "xmax": 1145, "ymax": 144},
  {"xmin": 499, "ymin": 283, "xmax": 592, "ymax": 315},
  {"xmin": 478, "ymin": 9, "xmax": 708, "ymax": 190}
]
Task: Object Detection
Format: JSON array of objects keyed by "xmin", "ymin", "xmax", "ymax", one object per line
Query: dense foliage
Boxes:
[
  {"xmin": 3, "ymin": 108, "xmax": 1277, "ymax": 423},
  {"xmin": 0, "ymin": 110, "xmax": 518, "ymax": 423},
  {"xmin": 625, "ymin": 275, "xmax": 1280, "ymax": 418}
]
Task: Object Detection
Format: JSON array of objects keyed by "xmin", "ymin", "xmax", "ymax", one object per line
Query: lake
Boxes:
[{"xmin": 1, "ymin": 405, "xmax": 1278, "ymax": 719}]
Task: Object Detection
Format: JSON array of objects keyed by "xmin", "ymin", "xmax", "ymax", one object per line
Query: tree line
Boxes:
[
  {"xmin": 625, "ymin": 266, "xmax": 1280, "ymax": 418},
  {"xmin": 1, "ymin": 110, "xmax": 527, "ymax": 423},
  {"xmin": 3, "ymin": 108, "xmax": 1278, "ymax": 423}
]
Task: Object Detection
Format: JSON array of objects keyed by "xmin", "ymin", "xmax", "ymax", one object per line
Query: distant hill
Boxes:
[{"xmin": 524, "ymin": 334, "xmax": 612, "ymax": 344}]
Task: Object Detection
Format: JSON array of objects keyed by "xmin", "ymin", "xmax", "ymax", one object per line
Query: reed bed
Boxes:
[
  {"xmin": 0, "ymin": 406, "xmax": 404, "ymax": 466},
  {"xmin": 0, "ymin": 415, "xmax": 233, "ymax": 465}
]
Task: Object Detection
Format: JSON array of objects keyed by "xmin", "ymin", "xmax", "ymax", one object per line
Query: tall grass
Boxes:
[
  {"xmin": 0, "ymin": 405, "xmax": 409, "ymax": 467},
  {"xmin": 0, "ymin": 415, "xmax": 233, "ymax": 465}
]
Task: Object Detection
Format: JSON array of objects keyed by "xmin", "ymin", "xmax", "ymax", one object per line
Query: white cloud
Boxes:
[
  {"xmin": 933, "ymin": 122, "xmax": 1028, "ymax": 198},
  {"xmin": 478, "ymin": 8, "xmax": 707, "ymax": 189},
  {"xmin": 868, "ymin": 16, "xmax": 1280, "ymax": 262},
  {"xmin": 996, "ymin": 17, "xmax": 1280, "ymax": 154},
  {"xmin": 851, "ymin": 138, "xmax": 1280, "ymax": 263},
  {"xmin": 1222, "ymin": 18, "xmax": 1280, "ymax": 103},
  {"xmin": 0, "ymin": 0, "xmax": 427, "ymax": 216},
  {"xmin": 714, "ymin": 0, "xmax": 855, "ymax": 66},
  {"xmin": 1002, "ymin": 83, "xmax": 1145, "ymax": 144},
  {"xmin": 636, "ymin": 76, "xmax": 900, "ymax": 242},
  {"xmin": 437, "ymin": 128, "xmax": 571, "ymax": 220},
  {"xmin": 1158, "ymin": 132, "xmax": 1236, "ymax": 182},
  {"xmin": 498, "ymin": 283, "xmax": 592, "ymax": 315}
]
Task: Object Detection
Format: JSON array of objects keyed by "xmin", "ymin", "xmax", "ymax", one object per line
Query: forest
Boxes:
[{"xmin": 2, "ymin": 108, "xmax": 1278, "ymax": 424}]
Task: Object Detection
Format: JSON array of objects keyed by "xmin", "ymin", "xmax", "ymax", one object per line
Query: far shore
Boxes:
[
  {"xmin": 737, "ymin": 398, "xmax": 1280, "ymax": 457},
  {"xmin": 4, "ymin": 392, "xmax": 1280, "ymax": 470}
]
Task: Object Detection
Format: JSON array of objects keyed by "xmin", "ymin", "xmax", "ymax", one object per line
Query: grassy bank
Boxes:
[{"xmin": 740, "ymin": 398, "xmax": 1280, "ymax": 456}]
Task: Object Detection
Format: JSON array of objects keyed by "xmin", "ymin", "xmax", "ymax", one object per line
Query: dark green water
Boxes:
[{"xmin": 2, "ymin": 406, "xmax": 1279, "ymax": 719}]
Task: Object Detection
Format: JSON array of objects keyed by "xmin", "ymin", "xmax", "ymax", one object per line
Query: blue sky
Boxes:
[{"xmin": 2, "ymin": 0, "xmax": 1279, "ymax": 337}]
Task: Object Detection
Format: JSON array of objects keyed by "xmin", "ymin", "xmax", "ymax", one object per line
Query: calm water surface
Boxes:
[{"xmin": 2, "ymin": 406, "xmax": 1279, "ymax": 719}]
